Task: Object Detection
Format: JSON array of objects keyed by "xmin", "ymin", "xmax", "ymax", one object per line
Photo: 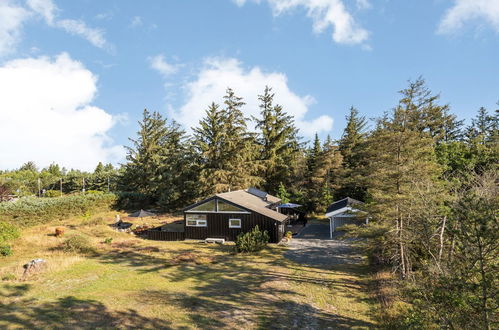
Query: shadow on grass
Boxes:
[
  {"xmin": 0, "ymin": 286, "xmax": 172, "ymax": 329},
  {"xmin": 92, "ymin": 240, "xmax": 375, "ymax": 328}
]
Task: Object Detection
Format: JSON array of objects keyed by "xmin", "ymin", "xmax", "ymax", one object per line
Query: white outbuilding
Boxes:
[{"xmin": 325, "ymin": 197, "xmax": 368, "ymax": 239}]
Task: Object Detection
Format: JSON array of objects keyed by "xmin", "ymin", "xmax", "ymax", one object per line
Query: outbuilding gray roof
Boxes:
[{"xmin": 326, "ymin": 197, "xmax": 363, "ymax": 215}]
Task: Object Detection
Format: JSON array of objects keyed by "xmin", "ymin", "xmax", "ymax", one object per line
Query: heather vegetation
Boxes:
[{"xmin": 0, "ymin": 193, "xmax": 116, "ymax": 227}]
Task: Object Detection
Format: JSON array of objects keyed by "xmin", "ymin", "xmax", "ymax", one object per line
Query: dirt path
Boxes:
[
  {"xmin": 284, "ymin": 224, "xmax": 364, "ymax": 267},
  {"xmin": 280, "ymin": 223, "xmax": 376, "ymax": 329}
]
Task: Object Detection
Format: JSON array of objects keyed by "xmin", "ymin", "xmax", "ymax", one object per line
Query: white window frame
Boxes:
[
  {"xmin": 186, "ymin": 214, "xmax": 207, "ymax": 227},
  {"xmin": 229, "ymin": 218, "xmax": 241, "ymax": 228}
]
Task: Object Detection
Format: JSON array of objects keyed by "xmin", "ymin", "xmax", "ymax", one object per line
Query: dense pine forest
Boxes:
[{"xmin": 1, "ymin": 78, "xmax": 497, "ymax": 328}]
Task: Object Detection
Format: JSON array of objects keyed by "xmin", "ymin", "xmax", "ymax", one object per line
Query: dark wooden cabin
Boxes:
[{"xmin": 182, "ymin": 188, "xmax": 289, "ymax": 243}]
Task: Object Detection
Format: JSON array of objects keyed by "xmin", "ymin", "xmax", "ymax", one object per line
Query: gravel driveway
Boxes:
[{"xmin": 284, "ymin": 223, "xmax": 363, "ymax": 267}]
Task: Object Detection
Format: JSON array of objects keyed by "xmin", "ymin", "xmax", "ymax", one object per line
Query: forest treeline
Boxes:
[{"xmin": 1, "ymin": 78, "xmax": 497, "ymax": 328}]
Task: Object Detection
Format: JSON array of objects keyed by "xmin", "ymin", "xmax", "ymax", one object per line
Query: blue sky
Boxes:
[{"xmin": 0, "ymin": 0, "xmax": 498, "ymax": 170}]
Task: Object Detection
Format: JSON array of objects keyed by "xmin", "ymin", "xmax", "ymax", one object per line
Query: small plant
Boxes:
[
  {"xmin": 0, "ymin": 244, "xmax": 12, "ymax": 256},
  {"xmin": 62, "ymin": 235, "xmax": 94, "ymax": 254},
  {"xmin": 235, "ymin": 225, "xmax": 270, "ymax": 253},
  {"xmin": 44, "ymin": 190, "xmax": 62, "ymax": 197},
  {"xmin": 0, "ymin": 221, "xmax": 20, "ymax": 243},
  {"xmin": 1, "ymin": 273, "xmax": 16, "ymax": 281},
  {"xmin": 285, "ymin": 231, "xmax": 293, "ymax": 240},
  {"xmin": 104, "ymin": 237, "xmax": 113, "ymax": 244}
]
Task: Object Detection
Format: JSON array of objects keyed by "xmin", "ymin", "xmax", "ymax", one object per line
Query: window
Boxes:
[
  {"xmin": 229, "ymin": 218, "xmax": 241, "ymax": 228},
  {"xmin": 186, "ymin": 214, "xmax": 207, "ymax": 227},
  {"xmin": 217, "ymin": 200, "xmax": 246, "ymax": 212},
  {"xmin": 188, "ymin": 199, "xmax": 216, "ymax": 212}
]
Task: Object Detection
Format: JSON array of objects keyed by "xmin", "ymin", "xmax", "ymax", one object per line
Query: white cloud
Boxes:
[
  {"xmin": 169, "ymin": 57, "xmax": 333, "ymax": 137},
  {"xmin": 26, "ymin": 0, "xmax": 110, "ymax": 50},
  {"xmin": 234, "ymin": 0, "xmax": 369, "ymax": 45},
  {"xmin": 131, "ymin": 16, "xmax": 143, "ymax": 27},
  {"xmin": 26, "ymin": 0, "xmax": 57, "ymax": 25},
  {"xmin": 438, "ymin": 0, "xmax": 499, "ymax": 34},
  {"xmin": 149, "ymin": 54, "xmax": 179, "ymax": 77},
  {"xmin": 57, "ymin": 19, "xmax": 107, "ymax": 49},
  {"xmin": 0, "ymin": 1, "xmax": 30, "ymax": 56},
  {"xmin": 0, "ymin": 53, "xmax": 124, "ymax": 171}
]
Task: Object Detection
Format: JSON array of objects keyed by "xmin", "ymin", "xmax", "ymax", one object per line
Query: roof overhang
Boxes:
[{"xmin": 325, "ymin": 206, "xmax": 364, "ymax": 218}]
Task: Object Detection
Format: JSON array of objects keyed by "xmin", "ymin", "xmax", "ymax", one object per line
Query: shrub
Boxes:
[
  {"xmin": 1, "ymin": 273, "xmax": 16, "ymax": 281},
  {"xmin": 104, "ymin": 237, "xmax": 113, "ymax": 244},
  {"xmin": 44, "ymin": 190, "xmax": 62, "ymax": 198},
  {"xmin": 0, "ymin": 193, "xmax": 116, "ymax": 227},
  {"xmin": 0, "ymin": 221, "xmax": 20, "ymax": 243},
  {"xmin": 235, "ymin": 225, "xmax": 270, "ymax": 253},
  {"xmin": 115, "ymin": 192, "xmax": 153, "ymax": 210},
  {"xmin": 62, "ymin": 235, "xmax": 94, "ymax": 254},
  {"xmin": 285, "ymin": 231, "xmax": 293, "ymax": 239},
  {"xmin": 0, "ymin": 244, "xmax": 12, "ymax": 256}
]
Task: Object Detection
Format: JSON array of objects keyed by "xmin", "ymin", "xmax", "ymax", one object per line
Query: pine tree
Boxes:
[
  {"xmin": 337, "ymin": 106, "xmax": 368, "ymax": 201},
  {"xmin": 366, "ymin": 84, "xmax": 444, "ymax": 279},
  {"xmin": 304, "ymin": 134, "xmax": 342, "ymax": 213},
  {"xmin": 119, "ymin": 109, "xmax": 193, "ymax": 209},
  {"xmin": 254, "ymin": 86, "xmax": 300, "ymax": 194},
  {"xmin": 193, "ymin": 89, "xmax": 260, "ymax": 195},
  {"xmin": 94, "ymin": 162, "xmax": 105, "ymax": 174},
  {"xmin": 276, "ymin": 182, "xmax": 290, "ymax": 204},
  {"xmin": 222, "ymin": 88, "xmax": 261, "ymax": 190},
  {"xmin": 193, "ymin": 102, "xmax": 227, "ymax": 195}
]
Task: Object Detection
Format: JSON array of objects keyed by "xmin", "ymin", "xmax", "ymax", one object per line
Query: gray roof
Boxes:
[
  {"xmin": 326, "ymin": 197, "xmax": 363, "ymax": 214},
  {"xmin": 215, "ymin": 189, "xmax": 287, "ymax": 222}
]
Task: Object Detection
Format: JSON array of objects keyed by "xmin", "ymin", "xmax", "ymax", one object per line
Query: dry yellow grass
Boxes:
[{"xmin": 1, "ymin": 211, "xmax": 377, "ymax": 329}]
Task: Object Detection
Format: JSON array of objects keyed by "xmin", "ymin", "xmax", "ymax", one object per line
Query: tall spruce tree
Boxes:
[
  {"xmin": 192, "ymin": 102, "xmax": 227, "ymax": 195},
  {"xmin": 222, "ymin": 88, "xmax": 261, "ymax": 190},
  {"xmin": 337, "ymin": 106, "xmax": 368, "ymax": 201},
  {"xmin": 366, "ymin": 83, "xmax": 444, "ymax": 279},
  {"xmin": 254, "ymin": 86, "xmax": 300, "ymax": 194},
  {"xmin": 193, "ymin": 89, "xmax": 260, "ymax": 195},
  {"xmin": 120, "ymin": 109, "xmax": 193, "ymax": 210}
]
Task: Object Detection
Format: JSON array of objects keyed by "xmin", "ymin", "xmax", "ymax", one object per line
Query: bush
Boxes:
[
  {"xmin": 44, "ymin": 190, "xmax": 62, "ymax": 197},
  {"xmin": 0, "ymin": 221, "xmax": 20, "ymax": 243},
  {"xmin": 115, "ymin": 192, "xmax": 153, "ymax": 211},
  {"xmin": 0, "ymin": 193, "xmax": 116, "ymax": 227},
  {"xmin": 1, "ymin": 273, "xmax": 16, "ymax": 281},
  {"xmin": 235, "ymin": 225, "xmax": 270, "ymax": 253},
  {"xmin": 285, "ymin": 231, "xmax": 293, "ymax": 239},
  {"xmin": 104, "ymin": 237, "xmax": 113, "ymax": 244},
  {"xmin": 62, "ymin": 235, "xmax": 94, "ymax": 254},
  {"xmin": 0, "ymin": 244, "xmax": 12, "ymax": 256}
]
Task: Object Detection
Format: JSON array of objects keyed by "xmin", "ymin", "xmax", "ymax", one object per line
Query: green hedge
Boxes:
[{"xmin": 0, "ymin": 193, "xmax": 117, "ymax": 227}]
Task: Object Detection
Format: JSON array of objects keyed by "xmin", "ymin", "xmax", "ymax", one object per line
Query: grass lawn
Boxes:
[{"xmin": 0, "ymin": 211, "xmax": 377, "ymax": 329}]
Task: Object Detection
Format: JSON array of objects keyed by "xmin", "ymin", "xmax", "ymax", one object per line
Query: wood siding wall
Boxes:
[
  {"xmin": 184, "ymin": 212, "xmax": 286, "ymax": 243},
  {"xmin": 146, "ymin": 230, "xmax": 185, "ymax": 241}
]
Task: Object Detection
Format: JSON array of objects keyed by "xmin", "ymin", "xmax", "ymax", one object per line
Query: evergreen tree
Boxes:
[
  {"xmin": 276, "ymin": 182, "xmax": 290, "ymax": 204},
  {"xmin": 366, "ymin": 83, "xmax": 444, "ymax": 279},
  {"xmin": 305, "ymin": 134, "xmax": 342, "ymax": 212},
  {"xmin": 119, "ymin": 109, "xmax": 193, "ymax": 209},
  {"xmin": 19, "ymin": 161, "xmax": 37, "ymax": 172},
  {"xmin": 254, "ymin": 86, "xmax": 300, "ymax": 194},
  {"xmin": 193, "ymin": 103, "xmax": 228, "ymax": 195},
  {"xmin": 94, "ymin": 162, "xmax": 105, "ymax": 174},
  {"xmin": 193, "ymin": 88, "xmax": 260, "ymax": 195},
  {"xmin": 222, "ymin": 88, "xmax": 261, "ymax": 190},
  {"xmin": 337, "ymin": 106, "xmax": 368, "ymax": 201}
]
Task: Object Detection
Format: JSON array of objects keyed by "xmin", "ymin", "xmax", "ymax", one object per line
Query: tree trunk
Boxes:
[{"xmin": 438, "ymin": 215, "xmax": 447, "ymax": 265}]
